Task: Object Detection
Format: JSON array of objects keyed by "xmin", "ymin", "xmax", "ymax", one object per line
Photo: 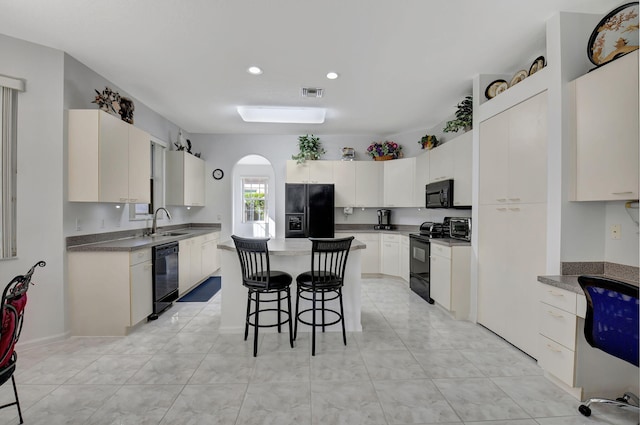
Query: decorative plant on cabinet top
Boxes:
[
  {"xmin": 443, "ymin": 95, "xmax": 472, "ymax": 133},
  {"xmin": 366, "ymin": 141, "xmax": 402, "ymax": 160},
  {"xmin": 292, "ymin": 134, "xmax": 325, "ymax": 164}
]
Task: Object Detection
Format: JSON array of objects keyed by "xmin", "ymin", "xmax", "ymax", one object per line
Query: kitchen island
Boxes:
[{"xmin": 218, "ymin": 238, "xmax": 365, "ymax": 333}]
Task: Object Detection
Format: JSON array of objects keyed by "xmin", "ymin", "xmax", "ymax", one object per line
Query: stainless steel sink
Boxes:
[{"xmin": 160, "ymin": 232, "xmax": 187, "ymax": 237}]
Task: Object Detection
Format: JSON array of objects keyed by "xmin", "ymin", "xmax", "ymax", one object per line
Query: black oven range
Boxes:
[{"xmin": 408, "ymin": 219, "xmax": 449, "ymax": 304}]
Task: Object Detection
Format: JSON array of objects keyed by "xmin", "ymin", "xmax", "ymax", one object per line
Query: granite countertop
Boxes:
[
  {"xmin": 218, "ymin": 237, "xmax": 366, "ymax": 256},
  {"xmin": 67, "ymin": 224, "xmax": 221, "ymax": 252},
  {"xmin": 538, "ymin": 262, "xmax": 639, "ymax": 294},
  {"xmin": 429, "ymin": 238, "xmax": 471, "ymax": 247}
]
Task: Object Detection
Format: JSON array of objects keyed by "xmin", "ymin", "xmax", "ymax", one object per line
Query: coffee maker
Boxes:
[{"xmin": 375, "ymin": 209, "xmax": 392, "ymax": 230}]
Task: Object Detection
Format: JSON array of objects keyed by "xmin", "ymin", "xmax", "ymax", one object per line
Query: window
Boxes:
[
  {"xmin": 130, "ymin": 137, "xmax": 166, "ymax": 220},
  {"xmin": 0, "ymin": 75, "xmax": 23, "ymax": 259},
  {"xmin": 242, "ymin": 177, "xmax": 268, "ymax": 223}
]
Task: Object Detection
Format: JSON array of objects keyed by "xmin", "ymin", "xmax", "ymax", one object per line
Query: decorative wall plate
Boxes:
[
  {"xmin": 485, "ymin": 79, "xmax": 508, "ymax": 99},
  {"xmin": 588, "ymin": 2, "xmax": 639, "ymax": 66},
  {"xmin": 528, "ymin": 56, "xmax": 546, "ymax": 76},
  {"xmin": 510, "ymin": 70, "xmax": 528, "ymax": 87}
]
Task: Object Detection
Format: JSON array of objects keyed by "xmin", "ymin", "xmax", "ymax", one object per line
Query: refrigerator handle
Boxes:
[{"xmin": 304, "ymin": 205, "xmax": 309, "ymax": 237}]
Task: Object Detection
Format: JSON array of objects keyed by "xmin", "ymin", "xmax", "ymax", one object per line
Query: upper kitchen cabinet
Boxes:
[
  {"xmin": 422, "ymin": 132, "xmax": 472, "ymax": 207},
  {"xmin": 571, "ymin": 51, "xmax": 639, "ymax": 201},
  {"xmin": 333, "ymin": 161, "xmax": 356, "ymax": 207},
  {"xmin": 414, "ymin": 151, "xmax": 429, "ymax": 207},
  {"xmin": 286, "ymin": 160, "xmax": 333, "ymax": 183},
  {"xmin": 355, "ymin": 161, "xmax": 383, "ymax": 207},
  {"xmin": 166, "ymin": 151, "xmax": 205, "ymax": 207},
  {"xmin": 383, "ymin": 157, "xmax": 415, "ymax": 207},
  {"xmin": 479, "ymin": 91, "xmax": 547, "ymax": 206},
  {"xmin": 452, "ymin": 131, "xmax": 472, "ymax": 207},
  {"xmin": 68, "ymin": 109, "xmax": 151, "ymax": 203},
  {"xmin": 428, "ymin": 141, "xmax": 454, "ymax": 183}
]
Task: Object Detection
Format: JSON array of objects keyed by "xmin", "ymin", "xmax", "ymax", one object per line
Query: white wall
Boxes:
[
  {"xmin": 604, "ymin": 201, "xmax": 639, "ymax": 267},
  {"xmin": 0, "ymin": 34, "xmax": 66, "ymax": 345}
]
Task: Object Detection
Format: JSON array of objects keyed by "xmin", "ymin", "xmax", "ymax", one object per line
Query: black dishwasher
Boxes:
[{"xmin": 150, "ymin": 242, "xmax": 179, "ymax": 319}]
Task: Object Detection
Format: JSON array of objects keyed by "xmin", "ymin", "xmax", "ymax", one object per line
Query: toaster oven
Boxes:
[{"xmin": 449, "ymin": 217, "xmax": 471, "ymax": 241}]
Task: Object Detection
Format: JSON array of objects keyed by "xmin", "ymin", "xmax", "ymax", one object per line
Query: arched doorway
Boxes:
[{"xmin": 232, "ymin": 155, "xmax": 276, "ymax": 238}]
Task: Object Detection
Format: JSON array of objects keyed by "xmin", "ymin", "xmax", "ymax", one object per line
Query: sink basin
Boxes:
[{"xmin": 160, "ymin": 232, "xmax": 187, "ymax": 237}]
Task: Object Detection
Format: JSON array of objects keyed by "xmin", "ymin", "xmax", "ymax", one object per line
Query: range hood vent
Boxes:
[{"xmin": 301, "ymin": 87, "xmax": 324, "ymax": 98}]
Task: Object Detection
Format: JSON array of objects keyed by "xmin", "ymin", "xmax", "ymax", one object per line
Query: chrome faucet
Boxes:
[{"xmin": 151, "ymin": 207, "xmax": 171, "ymax": 235}]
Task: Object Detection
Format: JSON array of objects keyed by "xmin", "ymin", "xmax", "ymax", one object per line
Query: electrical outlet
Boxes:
[
  {"xmin": 75, "ymin": 218, "xmax": 82, "ymax": 231},
  {"xmin": 343, "ymin": 207, "xmax": 353, "ymax": 215},
  {"xmin": 610, "ymin": 224, "xmax": 621, "ymax": 240},
  {"xmin": 100, "ymin": 219, "xmax": 105, "ymax": 229}
]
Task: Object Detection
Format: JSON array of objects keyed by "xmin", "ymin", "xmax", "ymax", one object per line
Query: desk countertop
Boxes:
[{"xmin": 538, "ymin": 274, "xmax": 639, "ymax": 294}]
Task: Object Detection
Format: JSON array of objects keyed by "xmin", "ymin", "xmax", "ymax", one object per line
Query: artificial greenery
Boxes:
[
  {"xmin": 291, "ymin": 134, "xmax": 325, "ymax": 164},
  {"xmin": 443, "ymin": 95, "xmax": 473, "ymax": 133},
  {"xmin": 419, "ymin": 134, "xmax": 439, "ymax": 150}
]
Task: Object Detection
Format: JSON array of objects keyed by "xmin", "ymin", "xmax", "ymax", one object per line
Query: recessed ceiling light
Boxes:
[
  {"xmin": 247, "ymin": 66, "xmax": 263, "ymax": 75},
  {"xmin": 326, "ymin": 72, "xmax": 339, "ymax": 80},
  {"xmin": 237, "ymin": 106, "xmax": 326, "ymax": 124}
]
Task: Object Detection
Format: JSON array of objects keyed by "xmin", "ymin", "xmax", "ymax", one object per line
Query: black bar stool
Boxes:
[
  {"xmin": 294, "ymin": 236, "xmax": 354, "ymax": 356},
  {"xmin": 231, "ymin": 236, "xmax": 293, "ymax": 357}
]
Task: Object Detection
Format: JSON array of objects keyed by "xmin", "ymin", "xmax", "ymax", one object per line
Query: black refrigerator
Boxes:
[{"xmin": 285, "ymin": 183, "xmax": 335, "ymax": 238}]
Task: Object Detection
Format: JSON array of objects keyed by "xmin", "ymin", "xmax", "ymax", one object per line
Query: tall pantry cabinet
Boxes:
[{"xmin": 477, "ymin": 91, "xmax": 548, "ymax": 358}]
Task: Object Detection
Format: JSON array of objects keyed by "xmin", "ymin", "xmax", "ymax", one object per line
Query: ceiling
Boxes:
[{"xmin": 0, "ymin": 0, "xmax": 621, "ymax": 135}]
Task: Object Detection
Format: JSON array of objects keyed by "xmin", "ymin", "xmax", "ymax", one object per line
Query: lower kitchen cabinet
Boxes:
[
  {"xmin": 69, "ymin": 249, "xmax": 153, "ymax": 336},
  {"xmin": 179, "ymin": 232, "xmax": 220, "ymax": 296},
  {"xmin": 430, "ymin": 243, "xmax": 470, "ymax": 319},
  {"xmin": 400, "ymin": 235, "xmax": 410, "ymax": 282},
  {"xmin": 335, "ymin": 232, "xmax": 380, "ymax": 274},
  {"xmin": 381, "ymin": 234, "xmax": 400, "ymax": 276}
]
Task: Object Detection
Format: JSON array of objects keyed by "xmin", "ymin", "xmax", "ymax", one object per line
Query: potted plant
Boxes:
[
  {"xmin": 366, "ymin": 141, "xmax": 402, "ymax": 160},
  {"xmin": 419, "ymin": 134, "xmax": 439, "ymax": 150},
  {"xmin": 291, "ymin": 134, "xmax": 325, "ymax": 164},
  {"xmin": 443, "ymin": 95, "xmax": 473, "ymax": 133}
]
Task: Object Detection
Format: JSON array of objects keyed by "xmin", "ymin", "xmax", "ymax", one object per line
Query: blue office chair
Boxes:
[{"xmin": 577, "ymin": 275, "xmax": 639, "ymax": 418}]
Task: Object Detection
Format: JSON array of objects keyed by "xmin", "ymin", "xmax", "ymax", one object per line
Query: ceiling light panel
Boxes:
[{"xmin": 237, "ymin": 106, "xmax": 326, "ymax": 124}]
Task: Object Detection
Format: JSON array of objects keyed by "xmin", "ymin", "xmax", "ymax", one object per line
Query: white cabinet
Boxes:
[
  {"xmin": 201, "ymin": 232, "xmax": 220, "ymax": 278},
  {"xmin": 414, "ymin": 151, "xmax": 429, "ymax": 207},
  {"xmin": 383, "ymin": 158, "xmax": 415, "ymax": 207},
  {"xmin": 479, "ymin": 92, "xmax": 547, "ymax": 206},
  {"xmin": 355, "ymin": 161, "xmax": 383, "ymax": 207},
  {"xmin": 430, "ymin": 243, "xmax": 470, "ymax": 320},
  {"xmin": 381, "ymin": 233, "xmax": 400, "ymax": 276},
  {"xmin": 130, "ymin": 252, "xmax": 153, "ymax": 326},
  {"xmin": 428, "ymin": 141, "xmax": 454, "ymax": 183},
  {"xmin": 68, "ymin": 109, "xmax": 150, "ymax": 203},
  {"xmin": 286, "ymin": 160, "xmax": 333, "ymax": 183},
  {"xmin": 333, "ymin": 161, "xmax": 356, "ymax": 207},
  {"xmin": 166, "ymin": 151, "xmax": 205, "ymax": 207},
  {"xmin": 179, "ymin": 236, "xmax": 202, "ymax": 295},
  {"xmin": 69, "ymin": 248, "xmax": 153, "ymax": 336},
  {"xmin": 477, "ymin": 91, "xmax": 548, "ymax": 358},
  {"xmin": 452, "ymin": 131, "xmax": 473, "ymax": 207},
  {"xmin": 400, "ymin": 235, "xmax": 410, "ymax": 282},
  {"xmin": 572, "ymin": 50, "xmax": 639, "ymax": 201}
]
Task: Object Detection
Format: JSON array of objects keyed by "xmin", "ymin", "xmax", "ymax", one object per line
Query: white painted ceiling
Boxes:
[{"xmin": 0, "ymin": 0, "xmax": 621, "ymax": 135}]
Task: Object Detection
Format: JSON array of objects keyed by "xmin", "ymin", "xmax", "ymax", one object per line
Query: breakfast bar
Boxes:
[{"xmin": 218, "ymin": 238, "xmax": 365, "ymax": 333}]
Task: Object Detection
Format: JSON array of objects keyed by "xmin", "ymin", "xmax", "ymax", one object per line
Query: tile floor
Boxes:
[{"xmin": 0, "ymin": 276, "xmax": 638, "ymax": 425}]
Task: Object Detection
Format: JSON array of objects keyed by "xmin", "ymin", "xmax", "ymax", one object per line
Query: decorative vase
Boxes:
[{"xmin": 374, "ymin": 155, "xmax": 394, "ymax": 161}]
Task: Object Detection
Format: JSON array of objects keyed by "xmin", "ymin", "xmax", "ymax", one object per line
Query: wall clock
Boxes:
[{"xmin": 212, "ymin": 169, "xmax": 224, "ymax": 180}]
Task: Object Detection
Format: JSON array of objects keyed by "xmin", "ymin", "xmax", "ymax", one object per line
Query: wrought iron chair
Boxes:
[
  {"xmin": 0, "ymin": 261, "xmax": 45, "ymax": 424},
  {"xmin": 231, "ymin": 236, "xmax": 293, "ymax": 357},
  {"xmin": 294, "ymin": 236, "xmax": 354, "ymax": 356},
  {"xmin": 577, "ymin": 275, "xmax": 639, "ymax": 418}
]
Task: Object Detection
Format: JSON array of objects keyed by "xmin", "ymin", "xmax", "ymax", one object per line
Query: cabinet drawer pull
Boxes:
[
  {"xmin": 129, "ymin": 198, "xmax": 137, "ymax": 202},
  {"xmin": 496, "ymin": 207, "xmax": 507, "ymax": 211},
  {"xmin": 508, "ymin": 198, "xmax": 521, "ymax": 201},
  {"xmin": 612, "ymin": 191, "xmax": 633, "ymax": 195},
  {"xmin": 546, "ymin": 344, "xmax": 562, "ymax": 353},
  {"xmin": 548, "ymin": 310, "xmax": 564, "ymax": 318},
  {"xmin": 120, "ymin": 198, "xmax": 128, "ymax": 202},
  {"xmin": 548, "ymin": 290, "xmax": 564, "ymax": 297},
  {"xmin": 508, "ymin": 207, "xmax": 520, "ymax": 211},
  {"xmin": 496, "ymin": 198, "xmax": 507, "ymax": 202}
]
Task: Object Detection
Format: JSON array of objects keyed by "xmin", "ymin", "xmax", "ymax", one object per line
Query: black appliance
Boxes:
[
  {"xmin": 449, "ymin": 217, "xmax": 471, "ymax": 241},
  {"xmin": 150, "ymin": 242, "xmax": 179, "ymax": 319},
  {"xmin": 409, "ymin": 219, "xmax": 449, "ymax": 304},
  {"xmin": 285, "ymin": 183, "xmax": 335, "ymax": 238},
  {"xmin": 375, "ymin": 209, "xmax": 392, "ymax": 230},
  {"xmin": 426, "ymin": 179, "xmax": 454, "ymax": 209}
]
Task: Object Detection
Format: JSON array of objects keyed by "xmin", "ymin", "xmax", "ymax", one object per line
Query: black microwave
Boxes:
[{"xmin": 425, "ymin": 179, "xmax": 454, "ymax": 209}]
